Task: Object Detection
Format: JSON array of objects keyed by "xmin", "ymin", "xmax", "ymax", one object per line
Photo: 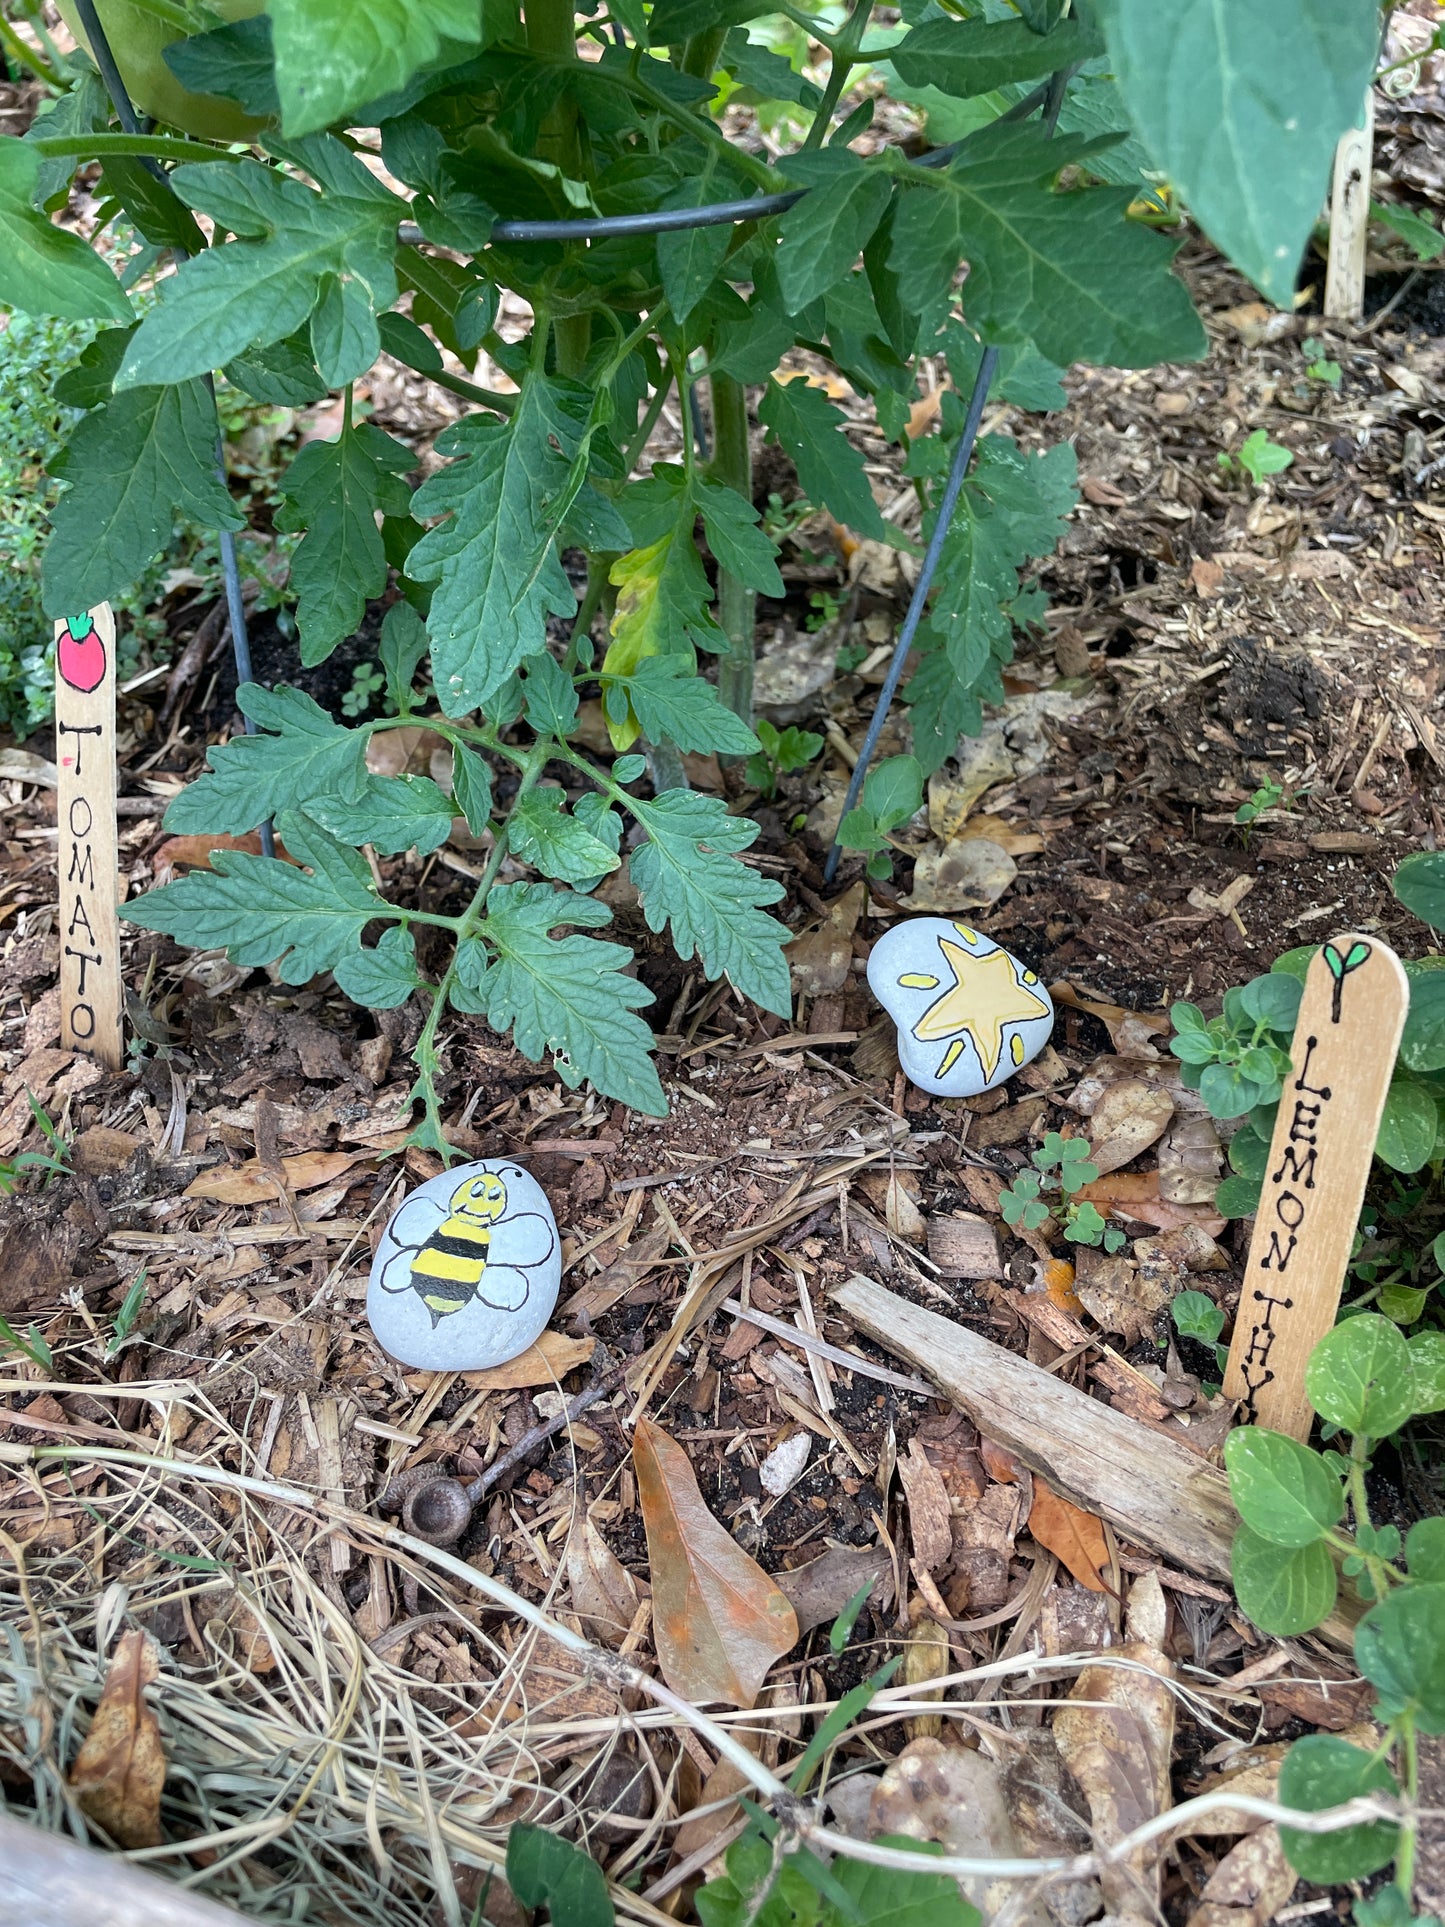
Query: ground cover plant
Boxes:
[{"xmin": 0, "ymin": 0, "xmax": 1387, "ymax": 1155}]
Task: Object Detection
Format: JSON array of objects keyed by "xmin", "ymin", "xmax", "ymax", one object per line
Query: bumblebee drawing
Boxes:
[{"xmin": 377, "ymin": 1166, "xmax": 557, "ymax": 1329}]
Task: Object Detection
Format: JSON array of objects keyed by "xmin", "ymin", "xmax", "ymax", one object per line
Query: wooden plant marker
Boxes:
[
  {"xmin": 54, "ymin": 606, "xmax": 124, "ymax": 1070},
  {"xmin": 1324, "ymin": 90, "xmax": 1375, "ymax": 322},
  {"xmin": 1223, "ymin": 934, "xmax": 1408, "ymax": 1439}
]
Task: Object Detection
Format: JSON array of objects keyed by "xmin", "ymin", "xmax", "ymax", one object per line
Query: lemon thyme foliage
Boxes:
[{"xmin": 11, "ymin": 0, "xmax": 1383, "ymax": 1140}]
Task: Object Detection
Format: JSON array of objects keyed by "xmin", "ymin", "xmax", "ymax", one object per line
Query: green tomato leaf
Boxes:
[
  {"xmin": 1223, "ymin": 1428, "xmax": 1344, "ymax": 1547},
  {"xmin": 759, "ymin": 376, "xmax": 886, "ymax": 538},
  {"xmin": 276, "ymin": 421, "xmax": 415, "ymax": 666},
  {"xmin": 628, "ymin": 790, "xmax": 791, "ymax": 1017},
  {"xmin": 862, "ymin": 754, "xmax": 923, "ymax": 835},
  {"xmin": 696, "ymin": 477, "xmax": 786, "ymax": 598},
  {"xmin": 164, "ymin": 15, "xmax": 281, "ymax": 117},
  {"xmin": 520, "ymin": 650, "xmax": 580, "ymax": 741},
  {"xmin": 1095, "ymin": 0, "xmax": 1379, "ymax": 305},
  {"xmin": 1230, "ymin": 1525, "xmax": 1337, "ymax": 1638},
  {"xmin": 0, "ymin": 136, "xmax": 132, "ymax": 323},
  {"xmin": 268, "ymin": 0, "xmax": 490, "ymax": 138},
  {"xmin": 120, "ymin": 810, "xmax": 385, "ymax": 984},
  {"xmin": 449, "ymin": 742, "xmax": 492, "ymax": 835},
  {"xmin": 1305, "ymin": 1314, "xmax": 1416, "ymax": 1440},
  {"xmin": 890, "ymin": 14, "xmax": 1101, "ymax": 96},
  {"xmin": 163, "ymin": 684, "xmax": 370, "ymax": 834},
  {"xmin": 829, "ymin": 1841, "xmax": 981, "ymax": 1927},
  {"xmin": 307, "ymin": 774, "xmax": 454, "ymax": 857},
  {"xmin": 42, "ymin": 379, "xmax": 244, "ymax": 619},
  {"xmin": 1375, "ymin": 1078, "xmax": 1439, "ymax": 1175},
  {"xmin": 379, "ymin": 600, "xmax": 429, "ymax": 714},
  {"xmin": 620, "ymin": 657, "xmax": 761, "ymax": 756},
  {"xmin": 332, "ymin": 923, "xmax": 420, "ymax": 1009},
  {"xmin": 888, "ymin": 121, "xmax": 1205, "ymax": 369},
  {"xmin": 775, "ymin": 152, "xmax": 894, "ymax": 316},
  {"xmin": 463, "ymin": 883, "xmax": 665, "ymax": 1116},
  {"xmin": 838, "ymin": 805, "xmax": 886, "ymax": 854},
  {"xmin": 117, "ymin": 140, "xmax": 400, "ymax": 389},
  {"xmin": 1276, "ymin": 1736, "xmax": 1400, "ymax": 1882},
  {"xmin": 1395, "ymin": 850, "xmax": 1445, "ymax": 932},
  {"xmin": 509, "ymin": 788, "xmax": 623, "ymax": 887},
  {"xmin": 1356, "ymin": 1584, "xmax": 1445, "ymax": 1734},
  {"xmin": 506, "ymin": 1822, "xmax": 614, "ymax": 1927},
  {"xmin": 656, "ymin": 164, "xmax": 735, "ymax": 327},
  {"xmin": 410, "ymin": 375, "xmax": 589, "ymax": 714}
]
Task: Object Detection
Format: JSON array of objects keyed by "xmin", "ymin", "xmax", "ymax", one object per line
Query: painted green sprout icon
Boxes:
[{"xmin": 1323, "ymin": 940, "xmax": 1371, "ymax": 1024}]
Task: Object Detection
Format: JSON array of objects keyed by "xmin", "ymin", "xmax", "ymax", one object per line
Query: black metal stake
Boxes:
[{"xmin": 69, "ymin": 0, "xmax": 272, "ymax": 859}]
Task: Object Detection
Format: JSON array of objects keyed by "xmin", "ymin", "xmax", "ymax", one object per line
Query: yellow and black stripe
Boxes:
[{"xmin": 409, "ymin": 1217, "xmax": 493, "ymax": 1324}]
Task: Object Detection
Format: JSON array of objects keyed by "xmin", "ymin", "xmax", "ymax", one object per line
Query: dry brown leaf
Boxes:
[
  {"xmin": 776, "ymin": 1546, "xmax": 890, "ymax": 1635},
  {"xmin": 154, "ymin": 831, "xmax": 296, "ymax": 877},
  {"xmin": 1185, "ymin": 1826, "xmax": 1294, "ymax": 1927},
  {"xmin": 1075, "ymin": 1169, "xmax": 1226, "ymax": 1236},
  {"xmin": 185, "ymin": 1149, "xmax": 373, "ymax": 1202},
  {"xmin": 1157, "ymin": 1113, "xmax": 1225, "ymax": 1204},
  {"xmin": 1027, "ymin": 1480, "xmax": 1109, "ymax": 1591},
  {"xmin": 567, "ymin": 1514, "xmax": 642, "ymax": 1645},
  {"xmin": 898, "ymin": 1440, "xmax": 953, "ymax": 1570},
  {"xmin": 1042, "ymin": 1257, "xmax": 1084, "ymax": 1315},
  {"xmin": 1049, "ymin": 982, "xmax": 1170, "ymax": 1037},
  {"xmin": 1072, "ymin": 1247, "xmax": 1172, "ymax": 1346},
  {"xmin": 1085, "ymin": 1079, "xmax": 1175, "ymax": 1177},
  {"xmin": 870, "ymin": 1738, "xmax": 1049, "ymax": 1927},
  {"xmin": 787, "ymin": 882, "xmax": 865, "ymax": 997},
  {"xmin": 460, "ymin": 1330, "xmax": 593, "ymax": 1390},
  {"xmin": 68, "ymin": 1630, "xmax": 165, "ymax": 1848},
  {"xmin": 634, "ymin": 1416, "xmax": 797, "ymax": 1708},
  {"xmin": 900, "ymin": 1618, "xmax": 949, "ymax": 1741},
  {"xmin": 904, "ymin": 838, "xmax": 1017, "ymax": 912},
  {"xmin": 1054, "ymin": 1641, "xmax": 1175, "ymax": 1919},
  {"xmin": 979, "ymin": 1437, "xmax": 1027, "ymax": 1484}
]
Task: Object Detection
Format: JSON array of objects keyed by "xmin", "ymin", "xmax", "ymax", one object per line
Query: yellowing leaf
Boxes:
[
  {"xmin": 1027, "ymin": 1479, "xmax": 1110, "ymax": 1592},
  {"xmin": 633, "ymin": 1415, "xmax": 798, "ymax": 1707},
  {"xmin": 602, "ymin": 530, "xmax": 715, "ymax": 750},
  {"xmin": 69, "ymin": 1630, "xmax": 166, "ymax": 1848}
]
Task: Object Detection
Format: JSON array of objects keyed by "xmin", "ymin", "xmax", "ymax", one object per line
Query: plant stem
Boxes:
[
  {"xmin": 708, "ymin": 365, "xmax": 755, "ymax": 727},
  {"xmin": 563, "ymin": 560, "xmax": 609, "ymax": 672},
  {"xmin": 802, "ymin": 0, "xmax": 872, "ymax": 149},
  {"xmin": 679, "ymin": 25, "xmax": 729, "ymax": 79},
  {"xmin": 1395, "ymin": 1716, "xmax": 1418, "ymax": 1901},
  {"xmin": 0, "ymin": 15, "xmax": 58, "ymax": 85},
  {"xmin": 620, "ymin": 367, "xmax": 675, "ymax": 473},
  {"xmin": 1348, "ymin": 1432, "xmax": 1394, "ymax": 1602},
  {"xmin": 526, "ymin": 0, "xmax": 592, "ymax": 378},
  {"xmin": 31, "ymin": 132, "xmax": 235, "ymax": 162}
]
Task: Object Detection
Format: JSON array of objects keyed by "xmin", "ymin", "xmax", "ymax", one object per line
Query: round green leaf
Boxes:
[
  {"xmin": 1378, "ymin": 1284, "xmax": 1428, "ymax": 1326},
  {"xmin": 1238, "ymin": 971, "xmax": 1303, "ymax": 1032},
  {"xmin": 1400, "ymin": 969, "xmax": 1445, "ymax": 1075},
  {"xmin": 1214, "ymin": 1174, "xmax": 1262, "ymax": 1219},
  {"xmin": 1230, "ymin": 1525, "xmax": 1337, "ymax": 1636},
  {"xmin": 1228, "ymin": 1129, "xmax": 1269, "ymax": 1181},
  {"xmin": 1200, "ymin": 1062, "xmax": 1261, "ymax": 1120},
  {"xmin": 1375, "ymin": 1079, "xmax": 1439, "ymax": 1175},
  {"xmin": 1356, "ymin": 1584, "xmax": 1445, "ymax": 1733},
  {"xmin": 1171, "ymin": 1029, "xmax": 1217, "ymax": 1065},
  {"xmin": 1305, "ymin": 1315, "xmax": 1416, "ymax": 1439},
  {"xmin": 1224, "ymin": 1428, "xmax": 1344, "ymax": 1546},
  {"xmin": 1277, "ymin": 1736, "xmax": 1399, "ymax": 1883},
  {"xmin": 1408, "ymin": 1332, "xmax": 1445, "ymax": 1415},
  {"xmin": 1406, "ymin": 1518, "xmax": 1445, "ymax": 1585},
  {"xmin": 1394, "ymin": 850, "xmax": 1445, "ymax": 931},
  {"xmin": 1271, "ymin": 946, "xmax": 1315, "ymax": 983}
]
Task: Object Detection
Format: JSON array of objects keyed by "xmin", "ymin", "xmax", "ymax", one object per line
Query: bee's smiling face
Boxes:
[{"xmin": 450, "ymin": 1173, "xmax": 508, "ymax": 1224}]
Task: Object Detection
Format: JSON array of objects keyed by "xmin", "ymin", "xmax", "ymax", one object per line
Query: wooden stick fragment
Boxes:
[
  {"xmin": 1224, "ymin": 934, "xmax": 1408, "ymax": 1440},
  {"xmin": 1324, "ymin": 91, "xmax": 1375, "ymax": 322},
  {"xmin": 54, "ymin": 605, "xmax": 123, "ymax": 1069}
]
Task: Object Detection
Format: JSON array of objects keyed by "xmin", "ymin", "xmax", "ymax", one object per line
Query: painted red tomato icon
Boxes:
[{"xmin": 59, "ymin": 614, "xmax": 106, "ymax": 694}]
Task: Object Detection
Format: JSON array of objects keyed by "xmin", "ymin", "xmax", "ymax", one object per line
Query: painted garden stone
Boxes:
[
  {"xmin": 867, "ymin": 920, "xmax": 1054, "ymax": 1099},
  {"xmin": 367, "ymin": 1160, "xmax": 561, "ymax": 1371}
]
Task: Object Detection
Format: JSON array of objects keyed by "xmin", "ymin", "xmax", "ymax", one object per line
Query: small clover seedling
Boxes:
[
  {"xmin": 1000, "ymin": 1132, "xmax": 1127, "ymax": 1251},
  {"xmin": 1224, "ymin": 1313, "xmax": 1445, "ymax": 1918},
  {"xmin": 1218, "ymin": 428, "xmax": 1294, "ymax": 486},
  {"xmin": 1301, "ymin": 337, "xmax": 1343, "ymax": 389}
]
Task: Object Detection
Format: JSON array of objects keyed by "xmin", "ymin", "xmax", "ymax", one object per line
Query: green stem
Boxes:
[
  {"xmin": 428, "ymin": 366, "xmax": 517, "ymax": 416},
  {"xmin": 0, "ymin": 15, "xmax": 59, "ymax": 85},
  {"xmin": 1348, "ymin": 1433, "xmax": 1394, "ymax": 1602},
  {"xmin": 1395, "ymin": 1716, "xmax": 1418, "ymax": 1902},
  {"xmin": 802, "ymin": 0, "xmax": 872, "ymax": 149},
  {"xmin": 526, "ymin": 0, "xmax": 592, "ymax": 378},
  {"xmin": 31, "ymin": 132, "xmax": 236, "ymax": 163},
  {"xmin": 708, "ymin": 365, "xmax": 755, "ymax": 727},
  {"xmin": 679, "ymin": 25, "xmax": 729, "ymax": 79},
  {"xmin": 620, "ymin": 367, "xmax": 675, "ymax": 473},
  {"xmin": 563, "ymin": 562, "xmax": 610, "ymax": 673},
  {"xmin": 625, "ymin": 69, "xmax": 781, "ymax": 189}
]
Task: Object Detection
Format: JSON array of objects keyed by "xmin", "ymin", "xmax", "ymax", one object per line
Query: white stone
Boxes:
[
  {"xmin": 866, "ymin": 918, "xmax": 1054, "ymax": 1099},
  {"xmin": 366, "ymin": 1159, "xmax": 561, "ymax": 1371}
]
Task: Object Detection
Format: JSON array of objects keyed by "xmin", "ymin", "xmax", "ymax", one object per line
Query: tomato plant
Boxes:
[{"xmin": 1, "ymin": 0, "xmax": 1381, "ymax": 1148}]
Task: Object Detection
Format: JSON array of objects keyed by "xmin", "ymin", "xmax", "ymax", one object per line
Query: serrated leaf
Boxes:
[
  {"xmin": 696, "ymin": 478, "xmax": 785, "ymax": 597},
  {"xmin": 462, "ymin": 882, "xmax": 665, "ymax": 1115},
  {"xmin": 0, "ymin": 136, "xmax": 132, "ymax": 324},
  {"xmin": 509, "ymin": 788, "xmax": 622, "ymax": 887},
  {"xmin": 116, "ymin": 142, "xmax": 399, "ymax": 389},
  {"xmin": 775, "ymin": 154, "xmax": 894, "ymax": 315},
  {"xmin": 42, "ymin": 380, "xmax": 243, "ymax": 619},
  {"xmin": 409, "ymin": 375, "xmax": 588, "ymax": 714},
  {"xmin": 223, "ymin": 329, "xmax": 330, "ymax": 406},
  {"xmin": 619, "ymin": 657, "xmax": 760, "ymax": 756},
  {"xmin": 333, "ymin": 923, "xmax": 420, "ymax": 1008},
  {"xmin": 1095, "ymin": 0, "xmax": 1379, "ymax": 306},
  {"xmin": 268, "ymin": 0, "xmax": 488, "ymax": 138},
  {"xmin": 164, "ymin": 16, "xmax": 280, "ymax": 116},
  {"xmin": 628, "ymin": 790, "xmax": 791, "ymax": 1016},
  {"xmin": 889, "ymin": 120, "xmax": 1205, "ymax": 368},
  {"xmin": 163, "ymin": 684, "xmax": 370, "ymax": 834},
  {"xmin": 276, "ymin": 422, "xmax": 414, "ymax": 665},
  {"xmin": 657, "ymin": 164, "xmax": 734, "ymax": 326},
  {"xmin": 120, "ymin": 810, "xmax": 384, "ymax": 984},
  {"xmin": 307, "ymin": 774, "xmax": 454, "ymax": 856},
  {"xmin": 602, "ymin": 481, "xmax": 721, "ymax": 748},
  {"xmin": 449, "ymin": 743, "xmax": 493, "ymax": 834},
  {"xmin": 758, "ymin": 376, "xmax": 885, "ymax": 537},
  {"xmin": 520, "ymin": 651, "xmax": 579, "ymax": 740},
  {"xmin": 379, "ymin": 601, "xmax": 429, "ymax": 713},
  {"xmin": 891, "ymin": 15, "xmax": 1101, "ymax": 97}
]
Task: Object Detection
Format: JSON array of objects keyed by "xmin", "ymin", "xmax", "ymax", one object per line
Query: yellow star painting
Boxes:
[{"xmin": 899, "ymin": 932, "xmax": 1050, "ymax": 1083}]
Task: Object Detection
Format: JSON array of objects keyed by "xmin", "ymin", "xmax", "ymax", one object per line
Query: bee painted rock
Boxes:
[
  {"xmin": 367, "ymin": 1160, "xmax": 561, "ymax": 1371},
  {"xmin": 867, "ymin": 920, "xmax": 1053, "ymax": 1099}
]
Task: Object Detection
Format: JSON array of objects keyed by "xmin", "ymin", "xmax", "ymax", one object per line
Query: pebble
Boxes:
[
  {"xmin": 867, "ymin": 919, "xmax": 1054, "ymax": 1099},
  {"xmin": 366, "ymin": 1159, "xmax": 561, "ymax": 1371}
]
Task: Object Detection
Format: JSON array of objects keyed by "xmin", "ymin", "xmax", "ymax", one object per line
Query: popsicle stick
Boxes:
[
  {"xmin": 1324, "ymin": 90, "xmax": 1375, "ymax": 322},
  {"xmin": 1223, "ymin": 934, "xmax": 1408, "ymax": 1439},
  {"xmin": 54, "ymin": 606, "xmax": 124, "ymax": 1070}
]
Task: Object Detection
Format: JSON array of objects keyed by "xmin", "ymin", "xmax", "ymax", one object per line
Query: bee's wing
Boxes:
[
  {"xmin": 376, "ymin": 1199, "xmax": 441, "ymax": 1294},
  {"xmin": 494, "ymin": 1208, "xmax": 556, "ymax": 1269},
  {"xmin": 473, "ymin": 1263, "xmax": 530, "ymax": 1313}
]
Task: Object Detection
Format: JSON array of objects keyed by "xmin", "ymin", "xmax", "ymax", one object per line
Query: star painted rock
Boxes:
[
  {"xmin": 367, "ymin": 1159, "xmax": 561, "ymax": 1371},
  {"xmin": 867, "ymin": 920, "xmax": 1054, "ymax": 1099}
]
